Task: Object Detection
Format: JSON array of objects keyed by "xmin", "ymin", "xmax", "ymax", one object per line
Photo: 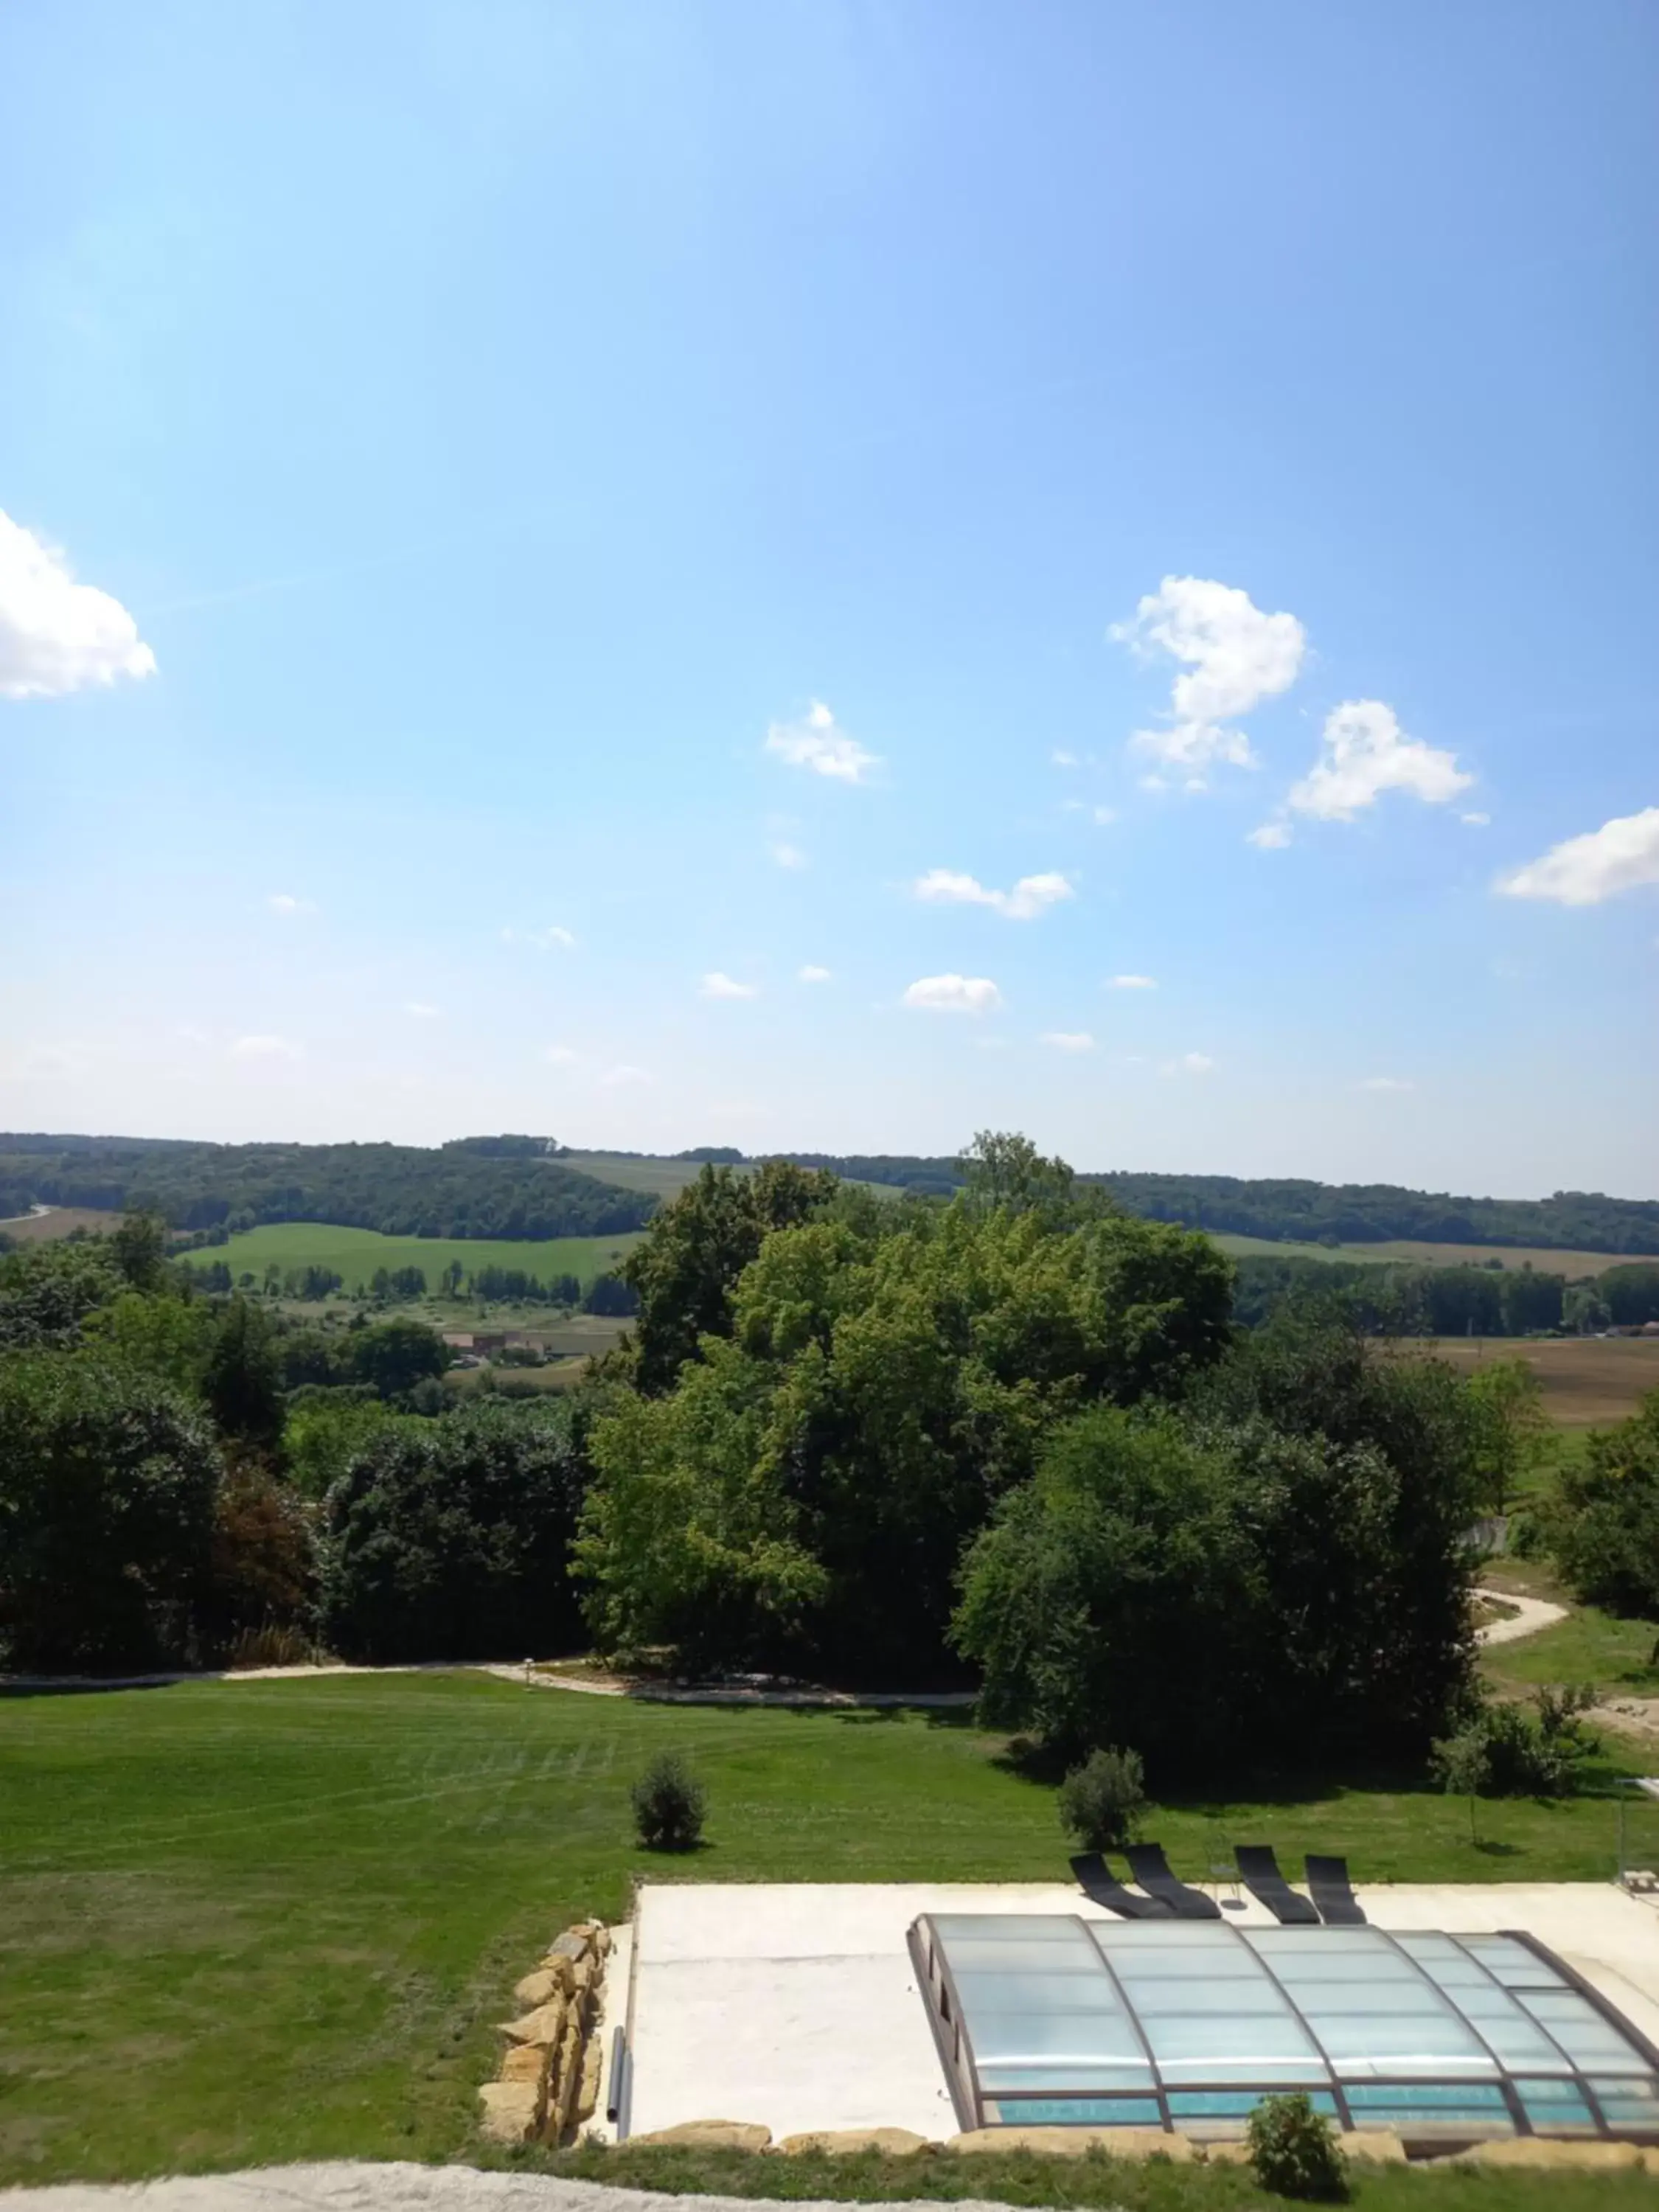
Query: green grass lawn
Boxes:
[
  {"xmin": 198, "ymin": 1222, "xmax": 645, "ymax": 1293},
  {"xmin": 5, "ymin": 1672, "xmax": 1659, "ymax": 2188}
]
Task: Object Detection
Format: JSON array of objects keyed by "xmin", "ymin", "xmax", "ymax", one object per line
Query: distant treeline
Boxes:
[
  {"xmin": 176, "ymin": 1254, "xmax": 639, "ymax": 1315},
  {"xmin": 762, "ymin": 1156, "xmax": 1659, "ymax": 1254},
  {"xmin": 1234, "ymin": 1256, "xmax": 1659, "ymax": 1335},
  {"xmin": 0, "ymin": 1135, "xmax": 654, "ymax": 1241}
]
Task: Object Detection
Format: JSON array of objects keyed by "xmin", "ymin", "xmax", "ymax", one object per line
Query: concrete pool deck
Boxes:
[{"xmin": 622, "ymin": 1879, "xmax": 1659, "ymax": 2143}]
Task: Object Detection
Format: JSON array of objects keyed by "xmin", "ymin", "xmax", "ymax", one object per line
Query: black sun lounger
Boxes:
[
  {"xmin": 1125, "ymin": 1843, "xmax": 1222, "ymax": 1919},
  {"xmin": 1306, "ymin": 1852, "xmax": 1367, "ymax": 1925},
  {"xmin": 1070, "ymin": 1851, "xmax": 1174, "ymax": 1919},
  {"xmin": 1234, "ymin": 1843, "xmax": 1321, "ymax": 1925}
]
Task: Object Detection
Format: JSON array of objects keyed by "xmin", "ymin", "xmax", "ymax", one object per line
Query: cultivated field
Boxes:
[
  {"xmin": 1214, "ymin": 1231, "xmax": 1638, "ymax": 1276},
  {"xmin": 1427, "ymin": 1334, "xmax": 1659, "ymax": 1425},
  {"xmin": 196, "ymin": 1222, "xmax": 645, "ymax": 1291},
  {"xmin": 559, "ymin": 1150, "xmax": 726, "ymax": 1197},
  {"xmin": 0, "ymin": 1206, "xmax": 122, "ymax": 1244},
  {"xmin": 2, "ymin": 1671, "xmax": 1657, "ymax": 2188}
]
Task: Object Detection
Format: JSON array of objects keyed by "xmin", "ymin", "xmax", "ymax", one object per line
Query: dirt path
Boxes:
[
  {"xmin": 1474, "ymin": 1588, "xmax": 1569, "ymax": 1646},
  {"xmin": 0, "ymin": 2164, "xmax": 1023, "ymax": 2212}
]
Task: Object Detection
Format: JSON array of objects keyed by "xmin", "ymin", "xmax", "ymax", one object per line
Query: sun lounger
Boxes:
[
  {"xmin": 1124, "ymin": 1842, "xmax": 1222, "ymax": 1919},
  {"xmin": 1306, "ymin": 1852, "xmax": 1366, "ymax": 1924},
  {"xmin": 1234, "ymin": 1843, "xmax": 1321, "ymax": 1924},
  {"xmin": 1069, "ymin": 1851, "xmax": 1175, "ymax": 1918}
]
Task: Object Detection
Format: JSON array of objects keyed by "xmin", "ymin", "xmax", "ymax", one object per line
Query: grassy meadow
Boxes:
[
  {"xmin": 6, "ymin": 1672, "xmax": 1659, "ymax": 2186},
  {"xmin": 195, "ymin": 1221, "xmax": 645, "ymax": 1293},
  {"xmin": 1211, "ymin": 1231, "xmax": 1638, "ymax": 1276},
  {"xmin": 1430, "ymin": 1335, "xmax": 1659, "ymax": 1426}
]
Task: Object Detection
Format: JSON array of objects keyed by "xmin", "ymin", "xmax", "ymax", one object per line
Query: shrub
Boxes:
[
  {"xmin": 1248, "ymin": 2091, "xmax": 1349, "ymax": 2201},
  {"xmin": 631, "ymin": 1751, "xmax": 706, "ymax": 1851},
  {"xmin": 1433, "ymin": 1688, "xmax": 1598, "ymax": 1804},
  {"xmin": 1057, "ymin": 1747, "xmax": 1146, "ymax": 1851}
]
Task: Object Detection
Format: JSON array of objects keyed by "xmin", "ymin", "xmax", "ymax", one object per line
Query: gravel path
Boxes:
[
  {"xmin": 1474, "ymin": 1588, "xmax": 1570, "ymax": 1646},
  {"xmin": 0, "ymin": 2167, "xmax": 1027, "ymax": 2212}
]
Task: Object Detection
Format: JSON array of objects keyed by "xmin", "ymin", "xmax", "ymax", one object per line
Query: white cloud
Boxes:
[
  {"xmin": 403, "ymin": 1001, "xmax": 440, "ymax": 1019},
  {"xmin": 598, "ymin": 1063, "xmax": 652, "ymax": 1088},
  {"xmin": 231, "ymin": 1034, "xmax": 300, "ymax": 1061},
  {"xmin": 798, "ymin": 964, "xmax": 832, "ymax": 984},
  {"xmin": 764, "ymin": 700, "xmax": 877, "ymax": 783},
  {"xmin": 1051, "ymin": 748, "xmax": 1079, "ymax": 768},
  {"xmin": 267, "ymin": 892, "xmax": 316, "ymax": 916},
  {"xmin": 0, "ymin": 511, "xmax": 157, "ymax": 700},
  {"xmin": 902, "ymin": 974, "xmax": 1003, "ymax": 1015},
  {"xmin": 503, "ymin": 923, "xmax": 577, "ymax": 950},
  {"xmin": 1461, "ymin": 811, "xmax": 1491, "ymax": 827},
  {"xmin": 1287, "ymin": 700, "xmax": 1472, "ymax": 821},
  {"xmin": 1247, "ymin": 820, "xmax": 1293, "ymax": 849},
  {"xmin": 543, "ymin": 1045, "xmax": 582, "ymax": 1065},
  {"xmin": 1359, "ymin": 1076, "xmax": 1414, "ymax": 1092},
  {"xmin": 913, "ymin": 868, "xmax": 1074, "ymax": 921},
  {"xmin": 770, "ymin": 841, "xmax": 807, "ymax": 869},
  {"xmin": 700, "ymin": 971, "xmax": 759, "ymax": 999},
  {"xmin": 1497, "ymin": 807, "xmax": 1659, "ymax": 907},
  {"xmin": 1162, "ymin": 1051, "xmax": 1215, "ymax": 1076},
  {"xmin": 1113, "ymin": 575, "xmax": 1305, "ymax": 777},
  {"xmin": 1041, "ymin": 1031, "xmax": 1096, "ymax": 1052},
  {"xmin": 1092, "ymin": 806, "xmax": 1117, "ymax": 825},
  {"xmin": 1107, "ymin": 973, "xmax": 1156, "ymax": 990}
]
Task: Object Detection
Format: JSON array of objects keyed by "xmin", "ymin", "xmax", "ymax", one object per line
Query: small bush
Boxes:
[
  {"xmin": 1436, "ymin": 1688, "xmax": 1599, "ymax": 1803},
  {"xmin": 631, "ymin": 1750, "xmax": 706, "ymax": 1851},
  {"xmin": 1248, "ymin": 2091, "xmax": 1349, "ymax": 2202},
  {"xmin": 1057, "ymin": 1746, "xmax": 1146, "ymax": 1851}
]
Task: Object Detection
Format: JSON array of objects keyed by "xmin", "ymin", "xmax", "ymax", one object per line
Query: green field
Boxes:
[
  {"xmin": 193, "ymin": 1222, "xmax": 645, "ymax": 1292},
  {"xmin": 1213, "ymin": 1233, "xmax": 1635, "ymax": 1276},
  {"xmin": 4, "ymin": 1672, "xmax": 1659, "ymax": 2187}
]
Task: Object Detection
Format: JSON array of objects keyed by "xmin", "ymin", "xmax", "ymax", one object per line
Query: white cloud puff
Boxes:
[
  {"xmin": 770, "ymin": 841, "xmax": 807, "ymax": 869},
  {"xmin": 1113, "ymin": 575, "xmax": 1305, "ymax": 776},
  {"xmin": 700, "ymin": 971, "xmax": 759, "ymax": 999},
  {"xmin": 798, "ymin": 964, "xmax": 832, "ymax": 984},
  {"xmin": 231, "ymin": 1034, "xmax": 300, "ymax": 1061},
  {"xmin": 1461, "ymin": 811, "xmax": 1491, "ymax": 827},
  {"xmin": 404, "ymin": 1001, "xmax": 440, "ymax": 1019},
  {"xmin": 1163, "ymin": 1051, "xmax": 1215, "ymax": 1076},
  {"xmin": 1287, "ymin": 700, "xmax": 1472, "ymax": 821},
  {"xmin": 914, "ymin": 868, "xmax": 1074, "ymax": 921},
  {"xmin": 503, "ymin": 923, "xmax": 577, "ymax": 950},
  {"xmin": 267, "ymin": 892, "xmax": 316, "ymax": 916},
  {"xmin": 0, "ymin": 511, "xmax": 157, "ymax": 700},
  {"xmin": 1041, "ymin": 1031, "xmax": 1095, "ymax": 1052},
  {"xmin": 1497, "ymin": 807, "xmax": 1659, "ymax": 907},
  {"xmin": 1107, "ymin": 973, "xmax": 1156, "ymax": 990},
  {"xmin": 1247, "ymin": 821, "xmax": 1293, "ymax": 849},
  {"xmin": 902, "ymin": 974, "xmax": 1002, "ymax": 1015},
  {"xmin": 764, "ymin": 700, "xmax": 877, "ymax": 783}
]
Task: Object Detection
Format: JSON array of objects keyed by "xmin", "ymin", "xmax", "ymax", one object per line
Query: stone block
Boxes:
[
  {"xmin": 497, "ymin": 1997, "xmax": 567, "ymax": 2048},
  {"xmin": 476, "ymin": 2079, "xmax": 543, "ymax": 2146},
  {"xmin": 778, "ymin": 2129, "xmax": 933, "ymax": 2156},
  {"xmin": 948, "ymin": 2126, "xmax": 1194, "ymax": 2161},
  {"xmin": 549, "ymin": 1930, "xmax": 590, "ymax": 1964},
  {"xmin": 576, "ymin": 2037, "xmax": 602, "ymax": 2124},
  {"xmin": 627, "ymin": 2121, "xmax": 773, "ymax": 2152},
  {"xmin": 513, "ymin": 1968, "xmax": 560, "ymax": 2008},
  {"xmin": 535, "ymin": 1954, "xmax": 577, "ymax": 1997},
  {"xmin": 499, "ymin": 2045, "xmax": 548, "ymax": 2087}
]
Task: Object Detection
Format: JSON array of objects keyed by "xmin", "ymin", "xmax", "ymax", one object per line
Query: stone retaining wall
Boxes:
[{"xmin": 479, "ymin": 1922, "xmax": 611, "ymax": 2147}]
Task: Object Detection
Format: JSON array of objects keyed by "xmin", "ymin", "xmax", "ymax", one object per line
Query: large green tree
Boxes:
[
  {"xmin": 1538, "ymin": 1391, "xmax": 1659, "ymax": 1616},
  {"xmin": 0, "ymin": 1352, "xmax": 222, "ymax": 1669}
]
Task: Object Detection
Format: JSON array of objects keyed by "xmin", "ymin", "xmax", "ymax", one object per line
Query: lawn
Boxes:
[
  {"xmin": 195, "ymin": 1222, "xmax": 646, "ymax": 1293},
  {"xmin": 4, "ymin": 1673, "xmax": 1659, "ymax": 2188}
]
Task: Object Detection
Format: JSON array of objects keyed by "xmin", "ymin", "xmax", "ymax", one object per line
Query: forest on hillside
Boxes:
[
  {"xmin": 771, "ymin": 1155, "xmax": 1659, "ymax": 1253},
  {"xmin": 0, "ymin": 1136, "xmax": 653, "ymax": 1242}
]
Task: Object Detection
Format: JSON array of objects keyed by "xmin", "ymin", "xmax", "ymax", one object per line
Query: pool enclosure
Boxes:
[{"xmin": 911, "ymin": 1914, "xmax": 1659, "ymax": 2143}]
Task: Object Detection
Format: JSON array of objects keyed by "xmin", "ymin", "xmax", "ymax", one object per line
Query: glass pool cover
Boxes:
[{"xmin": 911, "ymin": 1915, "xmax": 1659, "ymax": 2140}]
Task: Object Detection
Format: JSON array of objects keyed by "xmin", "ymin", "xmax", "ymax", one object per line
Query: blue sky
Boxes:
[{"xmin": 1, "ymin": 0, "xmax": 1655, "ymax": 1195}]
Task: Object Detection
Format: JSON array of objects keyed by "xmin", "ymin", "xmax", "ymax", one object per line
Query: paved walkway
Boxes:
[
  {"xmin": 0, "ymin": 2166, "xmax": 1026, "ymax": 2212},
  {"xmin": 1474, "ymin": 1588, "xmax": 1570, "ymax": 1646}
]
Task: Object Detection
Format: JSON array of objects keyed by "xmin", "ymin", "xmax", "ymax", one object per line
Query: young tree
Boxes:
[
  {"xmin": 1538, "ymin": 1391, "xmax": 1659, "ymax": 1616},
  {"xmin": 110, "ymin": 1208, "xmax": 171, "ymax": 1292},
  {"xmin": 204, "ymin": 1296, "xmax": 285, "ymax": 1449},
  {"xmin": 1465, "ymin": 1357, "xmax": 1551, "ymax": 1515}
]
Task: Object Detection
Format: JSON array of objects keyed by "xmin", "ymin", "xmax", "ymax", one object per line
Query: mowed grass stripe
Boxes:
[
  {"xmin": 195, "ymin": 1222, "xmax": 645, "ymax": 1290},
  {"xmin": 2, "ymin": 1671, "xmax": 1657, "ymax": 2184}
]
